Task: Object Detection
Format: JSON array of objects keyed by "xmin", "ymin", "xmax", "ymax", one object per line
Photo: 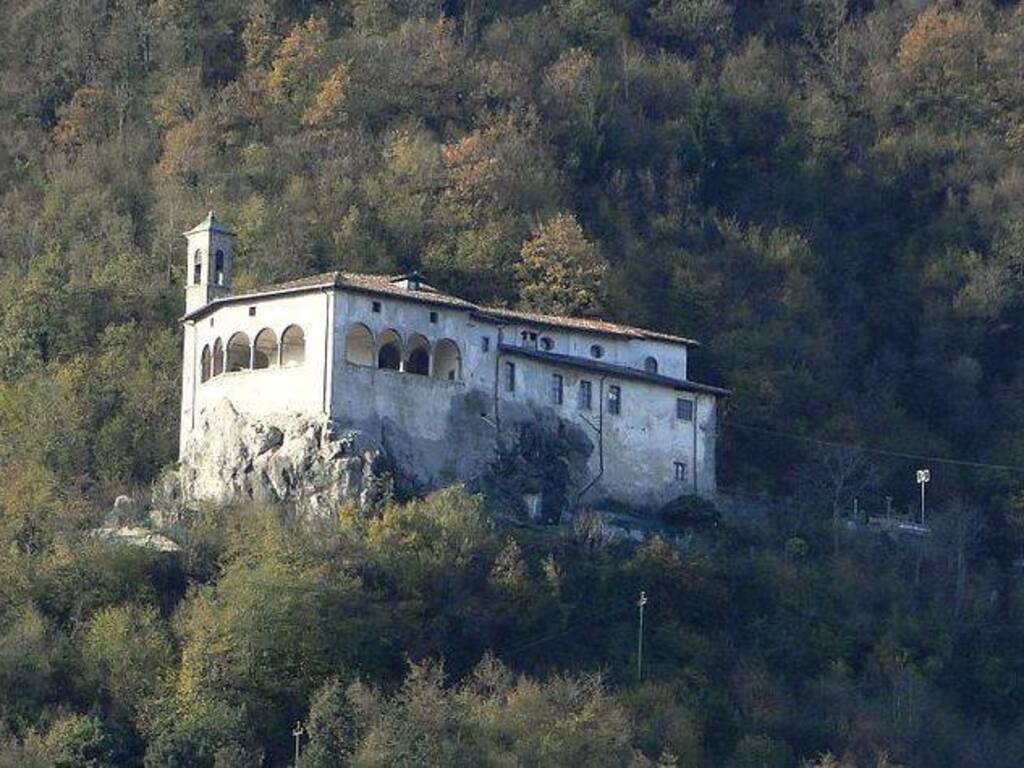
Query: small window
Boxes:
[
  {"xmin": 430, "ymin": 311, "xmax": 438, "ymax": 323},
  {"xmin": 193, "ymin": 249, "xmax": 202, "ymax": 285},
  {"xmin": 540, "ymin": 337, "xmax": 554, "ymax": 351},
  {"xmin": 551, "ymin": 373, "xmax": 563, "ymax": 405},
  {"xmin": 676, "ymin": 398, "xmax": 694, "ymax": 421},
  {"xmin": 644, "ymin": 356, "xmax": 658, "ymax": 374},
  {"xmin": 590, "ymin": 344, "xmax": 604, "ymax": 359},
  {"xmin": 529, "ymin": 332, "xmax": 537, "ymax": 341},
  {"xmin": 209, "ymin": 317, "xmax": 214, "ymax": 327},
  {"xmin": 608, "ymin": 385, "xmax": 621, "ymax": 415},
  {"xmin": 578, "ymin": 380, "xmax": 592, "ymax": 410},
  {"xmin": 214, "ymin": 250, "xmax": 225, "ymax": 286},
  {"xmin": 248, "ymin": 306, "xmax": 256, "ymax": 317},
  {"xmin": 674, "ymin": 461, "xmax": 687, "ymax": 482},
  {"xmin": 482, "ymin": 336, "xmax": 490, "ymax": 352},
  {"xmin": 372, "ymin": 301, "xmax": 382, "ymax": 313},
  {"xmin": 505, "ymin": 361, "xmax": 516, "ymax": 392}
]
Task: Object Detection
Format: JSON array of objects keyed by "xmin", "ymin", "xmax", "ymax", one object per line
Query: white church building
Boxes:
[{"xmin": 179, "ymin": 212, "xmax": 728, "ymax": 510}]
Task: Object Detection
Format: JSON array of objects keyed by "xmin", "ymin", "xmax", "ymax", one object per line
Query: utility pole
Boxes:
[
  {"xmin": 636, "ymin": 590, "xmax": 647, "ymax": 683},
  {"xmin": 292, "ymin": 721, "xmax": 305, "ymax": 766},
  {"xmin": 916, "ymin": 469, "xmax": 931, "ymax": 525}
]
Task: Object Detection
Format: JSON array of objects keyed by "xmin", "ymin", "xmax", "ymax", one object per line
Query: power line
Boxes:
[
  {"xmin": 721, "ymin": 421, "xmax": 1024, "ymax": 474},
  {"xmin": 502, "ymin": 604, "xmax": 636, "ymax": 658}
]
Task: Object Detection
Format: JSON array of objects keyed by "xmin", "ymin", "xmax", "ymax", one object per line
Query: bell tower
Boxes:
[{"xmin": 184, "ymin": 211, "xmax": 235, "ymax": 313}]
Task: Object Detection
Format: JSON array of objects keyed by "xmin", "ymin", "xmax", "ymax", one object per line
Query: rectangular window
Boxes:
[
  {"xmin": 551, "ymin": 374, "xmax": 563, "ymax": 405},
  {"xmin": 372, "ymin": 301, "xmax": 381, "ymax": 313},
  {"xmin": 505, "ymin": 361, "xmax": 516, "ymax": 392},
  {"xmin": 482, "ymin": 336, "xmax": 490, "ymax": 352},
  {"xmin": 578, "ymin": 380, "xmax": 592, "ymax": 410},
  {"xmin": 430, "ymin": 311, "xmax": 438, "ymax": 323},
  {"xmin": 676, "ymin": 398, "xmax": 694, "ymax": 421},
  {"xmin": 248, "ymin": 306, "xmax": 256, "ymax": 317},
  {"xmin": 608, "ymin": 385, "xmax": 621, "ymax": 415},
  {"xmin": 674, "ymin": 461, "xmax": 687, "ymax": 482}
]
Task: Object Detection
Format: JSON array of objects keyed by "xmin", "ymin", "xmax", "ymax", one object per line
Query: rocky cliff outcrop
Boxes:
[{"xmin": 160, "ymin": 399, "xmax": 390, "ymax": 519}]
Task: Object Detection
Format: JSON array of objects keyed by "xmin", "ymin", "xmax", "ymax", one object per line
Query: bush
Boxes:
[{"xmin": 659, "ymin": 496, "xmax": 720, "ymax": 528}]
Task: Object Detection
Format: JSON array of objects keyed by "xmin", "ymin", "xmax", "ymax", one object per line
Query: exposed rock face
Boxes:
[
  {"xmin": 171, "ymin": 399, "xmax": 390, "ymax": 517},
  {"xmin": 92, "ymin": 525, "xmax": 181, "ymax": 552}
]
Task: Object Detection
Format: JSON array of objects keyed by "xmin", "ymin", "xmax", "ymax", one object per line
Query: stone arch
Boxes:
[
  {"xmin": 212, "ymin": 338, "xmax": 224, "ymax": 376},
  {"xmin": 433, "ymin": 338, "xmax": 461, "ymax": 381},
  {"xmin": 644, "ymin": 356, "xmax": 658, "ymax": 374},
  {"xmin": 404, "ymin": 333, "xmax": 430, "ymax": 375},
  {"xmin": 345, "ymin": 323, "xmax": 375, "ymax": 366},
  {"xmin": 281, "ymin": 325, "xmax": 305, "ymax": 367},
  {"xmin": 253, "ymin": 328, "xmax": 278, "ymax": 369},
  {"xmin": 200, "ymin": 344, "xmax": 212, "ymax": 382},
  {"xmin": 377, "ymin": 329, "xmax": 402, "ymax": 370},
  {"xmin": 226, "ymin": 331, "xmax": 251, "ymax": 372}
]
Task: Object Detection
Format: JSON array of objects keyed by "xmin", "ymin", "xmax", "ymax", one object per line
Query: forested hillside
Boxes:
[{"xmin": 3, "ymin": 0, "xmax": 1024, "ymax": 765}]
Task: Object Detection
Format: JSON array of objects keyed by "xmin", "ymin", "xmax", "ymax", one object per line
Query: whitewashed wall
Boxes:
[
  {"xmin": 496, "ymin": 351, "xmax": 716, "ymax": 507},
  {"xmin": 496, "ymin": 323, "xmax": 688, "ymax": 380},
  {"xmin": 180, "ymin": 290, "xmax": 332, "ymax": 455}
]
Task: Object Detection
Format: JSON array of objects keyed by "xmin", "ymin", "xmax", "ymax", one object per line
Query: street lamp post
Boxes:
[
  {"xmin": 292, "ymin": 721, "xmax": 305, "ymax": 766},
  {"xmin": 916, "ymin": 469, "xmax": 931, "ymax": 525},
  {"xmin": 636, "ymin": 591, "xmax": 647, "ymax": 683}
]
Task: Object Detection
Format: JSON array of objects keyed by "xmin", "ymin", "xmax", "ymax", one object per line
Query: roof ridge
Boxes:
[{"xmin": 184, "ymin": 269, "xmax": 697, "ymax": 345}]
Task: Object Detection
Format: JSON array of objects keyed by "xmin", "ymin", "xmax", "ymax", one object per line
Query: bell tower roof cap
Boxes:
[{"xmin": 183, "ymin": 210, "xmax": 236, "ymax": 237}]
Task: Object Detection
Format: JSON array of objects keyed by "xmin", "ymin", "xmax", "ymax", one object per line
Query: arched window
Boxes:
[
  {"xmin": 214, "ymin": 250, "xmax": 225, "ymax": 286},
  {"xmin": 281, "ymin": 325, "xmax": 305, "ymax": 367},
  {"xmin": 193, "ymin": 250, "xmax": 202, "ymax": 285},
  {"xmin": 377, "ymin": 329, "xmax": 401, "ymax": 371},
  {"xmin": 644, "ymin": 356, "xmax": 658, "ymax": 374},
  {"xmin": 226, "ymin": 332, "xmax": 251, "ymax": 372},
  {"xmin": 212, "ymin": 338, "xmax": 224, "ymax": 376},
  {"xmin": 404, "ymin": 334, "xmax": 430, "ymax": 375},
  {"xmin": 253, "ymin": 328, "xmax": 278, "ymax": 369},
  {"xmin": 433, "ymin": 339, "xmax": 461, "ymax": 381},
  {"xmin": 345, "ymin": 323, "xmax": 374, "ymax": 366},
  {"xmin": 200, "ymin": 344, "xmax": 212, "ymax": 382}
]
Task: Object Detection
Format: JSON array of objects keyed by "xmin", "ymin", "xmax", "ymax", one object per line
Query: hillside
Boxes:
[{"xmin": 2, "ymin": 0, "xmax": 1024, "ymax": 765}]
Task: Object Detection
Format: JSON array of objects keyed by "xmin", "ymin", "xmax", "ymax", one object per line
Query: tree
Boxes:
[
  {"xmin": 82, "ymin": 604, "xmax": 174, "ymax": 717},
  {"xmin": 517, "ymin": 213, "xmax": 608, "ymax": 317},
  {"xmin": 796, "ymin": 446, "xmax": 877, "ymax": 555}
]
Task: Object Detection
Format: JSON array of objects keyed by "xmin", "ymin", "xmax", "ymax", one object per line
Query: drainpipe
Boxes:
[
  {"xmin": 492, "ymin": 326, "xmax": 504, "ymax": 440},
  {"xmin": 321, "ymin": 289, "xmax": 332, "ymax": 415},
  {"xmin": 575, "ymin": 374, "xmax": 606, "ymax": 506},
  {"xmin": 692, "ymin": 395, "xmax": 699, "ymax": 493}
]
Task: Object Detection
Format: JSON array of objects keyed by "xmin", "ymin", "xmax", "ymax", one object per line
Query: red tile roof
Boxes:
[
  {"xmin": 472, "ymin": 306, "xmax": 698, "ymax": 346},
  {"xmin": 500, "ymin": 344, "xmax": 729, "ymax": 396},
  {"xmin": 181, "ymin": 271, "xmax": 698, "ymax": 347}
]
